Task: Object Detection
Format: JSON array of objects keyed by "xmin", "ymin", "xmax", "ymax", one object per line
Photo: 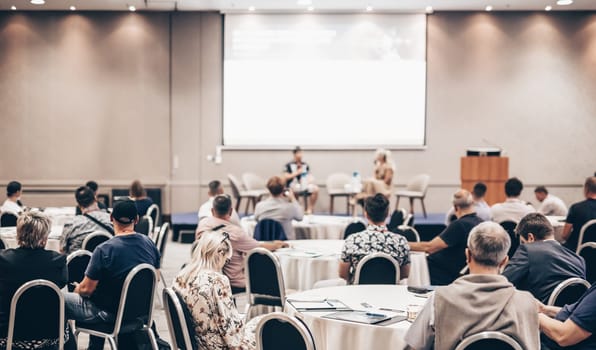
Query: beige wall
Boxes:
[{"xmin": 1, "ymin": 11, "xmax": 595, "ymax": 214}]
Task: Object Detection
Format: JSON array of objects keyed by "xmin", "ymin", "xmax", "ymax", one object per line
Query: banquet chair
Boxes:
[
  {"xmin": 454, "ymin": 331, "xmax": 523, "ymax": 350},
  {"xmin": 387, "ymin": 208, "xmax": 408, "ymax": 231},
  {"xmin": 163, "ymin": 288, "xmax": 198, "ymax": 350},
  {"xmin": 66, "ymin": 250, "xmax": 92, "ymax": 292},
  {"xmin": 245, "ymin": 248, "xmax": 287, "ymax": 320},
  {"xmin": 395, "ymin": 174, "xmax": 430, "ymax": 218},
  {"xmin": 0, "ymin": 212, "xmax": 18, "ymax": 227},
  {"xmin": 146, "ymin": 204, "xmax": 161, "ymax": 234},
  {"xmin": 354, "ymin": 252, "xmax": 400, "ymax": 285},
  {"xmin": 228, "ymin": 174, "xmax": 263, "ymax": 214},
  {"xmin": 499, "ymin": 221, "xmax": 519, "ymax": 258},
  {"xmin": 256, "ymin": 312, "xmax": 315, "ymax": 350},
  {"xmin": 547, "ymin": 277, "xmax": 591, "ymax": 307},
  {"xmin": 74, "ymin": 264, "xmax": 159, "ymax": 350},
  {"xmin": 343, "ymin": 221, "xmax": 366, "ymax": 239},
  {"xmin": 135, "ymin": 216, "xmax": 154, "ymax": 236},
  {"xmin": 578, "ymin": 242, "xmax": 596, "ymax": 284},
  {"xmin": 390, "ymin": 225, "xmax": 421, "ymax": 243},
  {"xmin": 6, "ymin": 279, "xmax": 65, "ymax": 350},
  {"xmin": 242, "ymin": 173, "xmax": 269, "ymax": 203},
  {"xmin": 576, "ymin": 219, "xmax": 596, "ymax": 253},
  {"xmin": 254, "ymin": 219, "xmax": 287, "ymax": 241},
  {"xmin": 82, "ymin": 231, "xmax": 112, "ymax": 252},
  {"xmin": 326, "ymin": 172, "xmax": 354, "ymax": 215}
]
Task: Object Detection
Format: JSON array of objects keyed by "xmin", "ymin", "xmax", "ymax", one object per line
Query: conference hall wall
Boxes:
[{"xmin": 0, "ymin": 11, "xmax": 594, "ymax": 214}]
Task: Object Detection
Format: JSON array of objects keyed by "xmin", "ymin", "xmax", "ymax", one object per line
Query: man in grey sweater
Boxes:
[{"xmin": 405, "ymin": 222, "xmax": 540, "ymax": 350}]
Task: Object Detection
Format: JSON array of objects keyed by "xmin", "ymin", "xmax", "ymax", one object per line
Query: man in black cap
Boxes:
[{"xmin": 63, "ymin": 200, "xmax": 160, "ymax": 350}]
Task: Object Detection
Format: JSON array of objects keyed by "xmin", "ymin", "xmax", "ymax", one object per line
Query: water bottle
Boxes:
[{"xmin": 352, "ymin": 171, "xmax": 362, "ymax": 193}]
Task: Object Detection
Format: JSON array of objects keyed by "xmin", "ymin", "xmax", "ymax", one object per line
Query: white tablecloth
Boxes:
[
  {"xmin": 285, "ymin": 285, "xmax": 427, "ymax": 350},
  {"xmin": 275, "ymin": 240, "xmax": 430, "ymax": 290},
  {"xmin": 547, "ymin": 216, "xmax": 566, "ymax": 242},
  {"xmin": 0, "ymin": 226, "xmax": 63, "ymax": 252},
  {"xmin": 241, "ymin": 215, "xmax": 355, "ymax": 240}
]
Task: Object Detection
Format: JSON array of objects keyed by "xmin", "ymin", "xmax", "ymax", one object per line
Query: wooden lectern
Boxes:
[{"xmin": 461, "ymin": 156, "xmax": 509, "ymax": 206}]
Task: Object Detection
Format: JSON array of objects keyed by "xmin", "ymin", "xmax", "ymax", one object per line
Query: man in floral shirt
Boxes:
[{"xmin": 340, "ymin": 194, "xmax": 411, "ymax": 283}]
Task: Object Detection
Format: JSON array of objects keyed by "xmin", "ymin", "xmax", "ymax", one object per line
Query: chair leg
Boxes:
[
  {"xmin": 409, "ymin": 197, "xmax": 415, "ymax": 215},
  {"xmin": 330, "ymin": 196, "xmax": 334, "ymax": 215},
  {"xmin": 235, "ymin": 198, "xmax": 241, "ymax": 212},
  {"xmin": 146, "ymin": 327, "xmax": 159, "ymax": 350},
  {"xmin": 160, "ymin": 270, "xmax": 167, "ymax": 289},
  {"xmin": 107, "ymin": 336, "xmax": 117, "ymax": 350},
  {"xmin": 395, "ymin": 195, "xmax": 401, "ymax": 210},
  {"xmin": 245, "ymin": 198, "xmax": 250, "ymax": 215},
  {"xmin": 421, "ymin": 198, "xmax": 428, "ymax": 218}
]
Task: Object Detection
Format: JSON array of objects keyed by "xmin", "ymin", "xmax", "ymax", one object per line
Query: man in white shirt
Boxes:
[
  {"xmin": 198, "ymin": 180, "xmax": 240, "ymax": 226},
  {"xmin": 534, "ymin": 186, "xmax": 568, "ymax": 216},
  {"xmin": 1, "ymin": 181, "xmax": 24, "ymax": 216},
  {"xmin": 491, "ymin": 177, "xmax": 535, "ymax": 223}
]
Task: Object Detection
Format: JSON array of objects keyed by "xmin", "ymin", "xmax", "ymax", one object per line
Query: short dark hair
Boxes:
[
  {"xmin": 534, "ymin": 186, "xmax": 548, "ymax": 195},
  {"xmin": 473, "ymin": 182, "xmax": 487, "ymax": 198},
  {"xmin": 516, "ymin": 212, "xmax": 554, "ymax": 240},
  {"xmin": 85, "ymin": 180, "xmax": 99, "ymax": 193},
  {"xmin": 130, "ymin": 180, "xmax": 146, "ymax": 198},
  {"xmin": 267, "ymin": 176, "xmax": 285, "ymax": 196},
  {"xmin": 364, "ymin": 194, "xmax": 390, "ymax": 223},
  {"xmin": 505, "ymin": 177, "xmax": 523, "ymax": 197},
  {"xmin": 75, "ymin": 186, "xmax": 96, "ymax": 208},
  {"xmin": 292, "ymin": 146, "xmax": 302, "ymax": 155},
  {"xmin": 7, "ymin": 181, "xmax": 21, "ymax": 197},
  {"xmin": 212, "ymin": 195, "xmax": 232, "ymax": 217},
  {"xmin": 208, "ymin": 180, "xmax": 222, "ymax": 196},
  {"xmin": 585, "ymin": 177, "xmax": 596, "ymax": 195}
]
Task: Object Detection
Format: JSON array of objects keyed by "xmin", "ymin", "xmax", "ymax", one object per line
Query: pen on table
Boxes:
[
  {"xmin": 378, "ymin": 308, "xmax": 406, "ymax": 313},
  {"xmin": 365, "ymin": 312, "xmax": 386, "ymax": 317}
]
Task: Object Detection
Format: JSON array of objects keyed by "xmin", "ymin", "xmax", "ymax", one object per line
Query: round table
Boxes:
[
  {"xmin": 241, "ymin": 215, "xmax": 355, "ymax": 240},
  {"xmin": 275, "ymin": 240, "xmax": 430, "ymax": 290},
  {"xmin": 0, "ymin": 226, "xmax": 62, "ymax": 252},
  {"xmin": 547, "ymin": 216, "xmax": 566, "ymax": 242},
  {"xmin": 285, "ymin": 285, "xmax": 427, "ymax": 350}
]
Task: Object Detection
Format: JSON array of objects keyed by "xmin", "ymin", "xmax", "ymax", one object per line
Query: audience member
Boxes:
[
  {"xmin": 196, "ymin": 195, "xmax": 287, "ymax": 294},
  {"xmin": 445, "ymin": 182, "xmax": 492, "ymax": 224},
  {"xmin": 405, "ymin": 222, "xmax": 539, "ymax": 350},
  {"xmin": 198, "ymin": 180, "xmax": 240, "ymax": 225},
  {"xmin": 0, "ymin": 212, "xmax": 75, "ymax": 349},
  {"xmin": 60, "ymin": 186, "xmax": 113, "ymax": 254},
  {"xmin": 63, "ymin": 200, "xmax": 160, "ymax": 350},
  {"xmin": 539, "ymin": 284, "xmax": 596, "ymax": 350},
  {"xmin": 1, "ymin": 181, "xmax": 24, "ymax": 216},
  {"xmin": 491, "ymin": 177, "xmax": 535, "ymax": 223},
  {"xmin": 562, "ymin": 176, "xmax": 596, "ymax": 252},
  {"xmin": 339, "ymin": 194, "xmax": 410, "ymax": 283},
  {"xmin": 283, "ymin": 146, "xmax": 320, "ymax": 214},
  {"xmin": 76, "ymin": 181, "xmax": 107, "ymax": 215},
  {"xmin": 410, "ymin": 190, "xmax": 483, "ymax": 285},
  {"xmin": 503, "ymin": 213, "xmax": 586, "ymax": 303},
  {"xmin": 254, "ymin": 176, "xmax": 303, "ymax": 240},
  {"xmin": 129, "ymin": 179, "xmax": 154, "ymax": 217},
  {"xmin": 535, "ymin": 186, "xmax": 568, "ymax": 216},
  {"xmin": 174, "ymin": 230, "xmax": 259, "ymax": 349}
]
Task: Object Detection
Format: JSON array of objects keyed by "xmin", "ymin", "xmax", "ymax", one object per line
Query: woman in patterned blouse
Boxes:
[{"xmin": 173, "ymin": 230, "xmax": 259, "ymax": 350}]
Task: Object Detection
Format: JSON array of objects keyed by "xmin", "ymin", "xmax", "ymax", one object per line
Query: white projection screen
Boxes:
[{"xmin": 223, "ymin": 14, "xmax": 427, "ymax": 148}]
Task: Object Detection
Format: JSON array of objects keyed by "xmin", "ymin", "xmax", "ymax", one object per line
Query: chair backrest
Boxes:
[
  {"xmin": 577, "ymin": 219, "xmax": 596, "ymax": 253},
  {"xmin": 387, "ymin": 208, "xmax": 408, "ymax": 230},
  {"xmin": 163, "ymin": 288, "xmax": 197, "ymax": 350},
  {"xmin": 406, "ymin": 174, "xmax": 430, "ymax": 194},
  {"xmin": 66, "ymin": 250, "xmax": 92, "ymax": 292},
  {"xmin": 326, "ymin": 173, "xmax": 352, "ymax": 191},
  {"xmin": 256, "ymin": 312, "xmax": 316, "ymax": 350},
  {"xmin": 112, "ymin": 264, "xmax": 157, "ymax": 335},
  {"xmin": 245, "ymin": 248, "xmax": 286, "ymax": 308},
  {"xmin": 82, "ymin": 231, "xmax": 112, "ymax": 252},
  {"xmin": 499, "ymin": 221, "xmax": 519, "ymax": 258},
  {"xmin": 135, "ymin": 216, "xmax": 153, "ymax": 236},
  {"xmin": 391, "ymin": 225, "xmax": 421, "ymax": 242},
  {"xmin": 454, "ymin": 331, "xmax": 523, "ymax": 350},
  {"xmin": 0, "ymin": 212, "xmax": 18, "ymax": 227},
  {"xmin": 254, "ymin": 219, "xmax": 287, "ymax": 241},
  {"xmin": 227, "ymin": 174, "xmax": 244, "ymax": 198},
  {"xmin": 242, "ymin": 172, "xmax": 266, "ymax": 191},
  {"xmin": 7, "ymin": 279, "xmax": 65, "ymax": 350},
  {"xmin": 155, "ymin": 223, "xmax": 170, "ymax": 265},
  {"xmin": 343, "ymin": 221, "xmax": 366, "ymax": 239},
  {"xmin": 146, "ymin": 204, "xmax": 160, "ymax": 231},
  {"xmin": 547, "ymin": 277, "xmax": 591, "ymax": 306},
  {"xmin": 578, "ymin": 242, "xmax": 596, "ymax": 284},
  {"xmin": 354, "ymin": 252, "xmax": 400, "ymax": 285}
]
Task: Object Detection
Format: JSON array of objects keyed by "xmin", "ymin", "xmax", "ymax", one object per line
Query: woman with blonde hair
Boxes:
[
  {"xmin": 352, "ymin": 149, "xmax": 395, "ymax": 211},
  {"xmin": 173, "ymin": 230, "xmax": 258, "ymax": 349}
]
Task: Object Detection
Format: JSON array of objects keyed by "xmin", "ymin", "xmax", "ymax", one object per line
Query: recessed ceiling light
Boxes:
[
  {"xmin": 545, "ymin": 5, "xmax": 552, "ymax": 11},
  {"xmin": 365, "ymin": 6, "xmax": 373, "ymax": 12},
  {"xmin": 425, "ymin": 6, "xmax": 434, "ymax": 13},
  {"xmin": 30, "ymin": 0, "xmax": 45, "ymax": 5},
  {"xmin": 69, "ymin": 5, "xmax": 76, "ymax": 11},
  {"xmin": 248, "ymin": 6, "xmax": 255, "ymax": 12},
  {"xmin": 307, "ymin": 6, "xmax": 314, "ymax": 11},
  {"xmin": 10, "ymin": 5, "xmax": 16, "ymax": 10},
  {"xmin": 128, "ymin": 5, "xmax": 136, "ymax": 11},
  {"xmin": 297, "ymin": 0, "xmax": 312, "ymax": 5},
  {"xmin": 485, "ymin": 5, "xmax": 493, "ymax": 11},
  {"xmin": 556, "ymin": 0, "xmax": 573, "ymax": 5}
]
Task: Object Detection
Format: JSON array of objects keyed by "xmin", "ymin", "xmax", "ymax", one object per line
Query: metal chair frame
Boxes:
[
  {"xmin": 454, "ymin": 331, "xmax": 523, "ymax": 350},
  {"xmin": 82, "ymin": 231, "xmax": 112, "ymax": 252},
  {"xmin": 162, "ymin": 288, "xmax": 195, "ymax": 350},
  {"xmin": 245, "ymin": 248, "xmax": 287, "ymax": 320},
  {"xmin": 547, "ymin": 277, "xmax": 591, "ymax": 306},
  {"xmin": 353, "ymin": 252, "xmax": 400, "ymax": 285},
  {"xmin": 576, "ymin": 219, "xmax": 596, "ymax": 254}
]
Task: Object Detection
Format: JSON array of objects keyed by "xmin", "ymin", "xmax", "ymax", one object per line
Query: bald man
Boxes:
[{"xmin": 410, "ymin": 190, "xmax": 484, "ymax": 285}]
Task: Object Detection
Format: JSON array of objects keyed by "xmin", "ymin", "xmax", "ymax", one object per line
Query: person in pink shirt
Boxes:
[{"xmin": 196, "ymin": 195, "xmax": 287, "ymax": 294}]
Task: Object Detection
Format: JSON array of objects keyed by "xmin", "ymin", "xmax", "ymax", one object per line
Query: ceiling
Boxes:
[{"xmin": 3, "ymin": 0, "xmax": 596, "ymax": 12}]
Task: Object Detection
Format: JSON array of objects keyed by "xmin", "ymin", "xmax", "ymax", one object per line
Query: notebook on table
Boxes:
[{"xmin": 323, "ymin": 310, "xmax": 400, "ymax": 325}]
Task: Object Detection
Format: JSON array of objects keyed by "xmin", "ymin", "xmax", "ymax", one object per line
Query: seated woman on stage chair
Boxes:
[{"xmin": 351, "ymin": 149, "xmax": 395, "ymax": 211}]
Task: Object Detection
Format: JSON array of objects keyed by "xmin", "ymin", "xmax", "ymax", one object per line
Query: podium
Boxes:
[{"xmin": 461, "ymin": 156, "xmax": 509, "ymax": 205}]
